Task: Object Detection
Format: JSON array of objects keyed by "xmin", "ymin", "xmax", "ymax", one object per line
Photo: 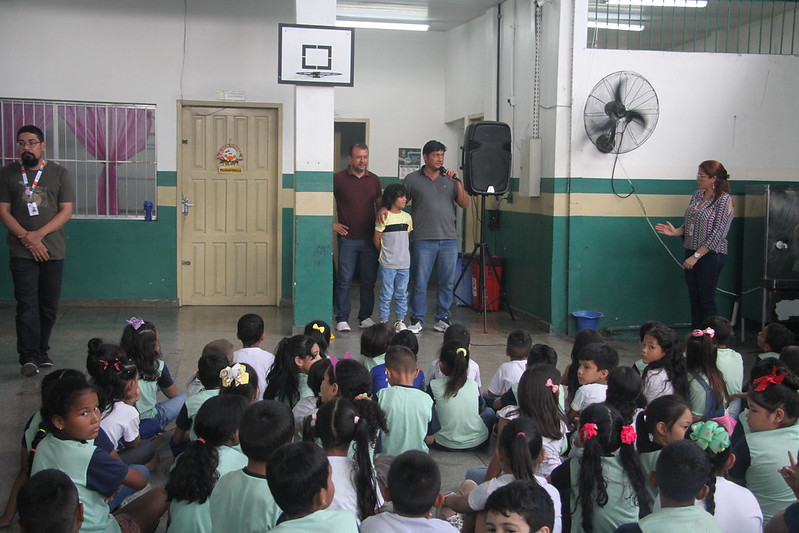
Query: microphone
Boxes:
[{"xmin": 439, "ymin": 166, "xmax": 447, "ymax": 175}]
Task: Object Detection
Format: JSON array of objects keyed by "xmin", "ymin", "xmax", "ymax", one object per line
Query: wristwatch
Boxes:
[{"xmin": 693, "ymin": 252, "xmax": 702, "ymax": 259}]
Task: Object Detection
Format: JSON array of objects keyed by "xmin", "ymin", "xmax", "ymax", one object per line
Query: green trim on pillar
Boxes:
[
  {"xmin": 282, "ymin": 208, "xmax": 294, "ymax": 302},
  {"xmin": 295, "ymin": 171, "xmax": 333, "ymax": 192},
  {"xmin": 293, "ymin": 215, "xmax": 333, "ymax": 327},
  {"xmin": 282, "ymin": 173, "xmax": 294, "ymax": 189},
  {"xmin": 158, "ymin": 170, "xmax": 177, "ymax": 187}
]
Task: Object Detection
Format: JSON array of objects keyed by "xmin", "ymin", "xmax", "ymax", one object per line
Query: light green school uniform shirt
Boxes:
[
  {"xmin": 136, "ymin": 359, "xmax": 165, "ymax": 419},
  {"xmin": 185, "ymin": 388, "xmax": 220, "ymax": 440},
  {"xmin": 168, "ymin": 445, "xmax": 248, "ymax": 533},
  {"xmin": 270, "ymin": 509, "xmax": 359, "ymax": 533},
  {"xmin": 429, "ymin": 377, "xmax": 488, "ymax": 449},
  {"xmin": 638, "ymin": 505, "xmax": 721, "ymax": 533},
  {"xmin": 568, "ymin": 456, "xmax": 641, "ymax": 533},
  {"xmin": 377, "ymin": 385, "xmax": 433, "ymax": 455},
  {"xmin": 210, "ymin": 468, "xmax": 281, "ymax": 533},
  {"xmin": 363, "ymin": 353, "xmax": 385, "ymax": 372},
  {"xmin": 741, "ymin": 422, "xmax": 799, "ymax": 523},
  {"xmin": 716, "ymin": 347, "xmax": 743, "ymax": 395}
]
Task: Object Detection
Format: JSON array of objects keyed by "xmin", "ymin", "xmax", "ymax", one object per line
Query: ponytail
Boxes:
[
  {"xmin": 166, "ymin": 395, "xmax": 246, "ymax": 503},
  {"xmin": 315, "ymin": 398, "xmax": 383, "ymax": 519},
  {"xmin": 577, "ymin": 403, "xmax": 650, "ymax": 532},
  {"xmin": 439, "ymin": 342, "xmax": 469, "ymax": 398},
  {"xmin": 499, "ymin": 417, "xmax": 542, "ymax": 481},
  {"xmin": 86, "ymin": 338, "xmax": 136, "ymax": 413}
]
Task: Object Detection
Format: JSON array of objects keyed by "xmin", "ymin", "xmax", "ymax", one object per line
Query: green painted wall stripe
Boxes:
[
  {"xmin": 282, "ymin": 173, "xmax": 294, "ymax": 189},
  {"xmin": 295, "ymin": 171, "xmax": 333, "ymax": 192},
  {"xmin": 293, "ymin": 215, "xmax": 333, "ymax": 326},
  {"xmin": 158, "ymin": 170, "xmax": 177, "ymax": 187},
  {"xmin": 281, "ymin": 208, "xmax": 294, "ymax": 302}
]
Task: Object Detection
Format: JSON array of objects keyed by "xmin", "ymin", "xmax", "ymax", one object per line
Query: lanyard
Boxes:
[{"xmin": 20, "ymin": 161, "xmax": 45, "ymax": 196}]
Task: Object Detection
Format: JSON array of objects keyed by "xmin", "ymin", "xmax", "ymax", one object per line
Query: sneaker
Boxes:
[
  {"xmin": 408, "ymin": 319, "xmax": 423, "ymax": 334},
  {"xmin": 393, "ymin": 320, "xmax": 407, "ymax": 332},
  {"xmin": 336, "ymin": 321, "xmax": 352, "ymax": 332},
  {"xmin": 359, "ymin": 318, "xmax": 376, "ymax": 329},
  {"xmin": 20, "ymin": 362, "xmax": 38, "ymax": 377},
  {"xmin": 433, "ymin": 317, "xmax": 451, "ymax": 332},
  {"xmin": 37, "ymin": 355, "xmax": 54, "ymax": 368}
]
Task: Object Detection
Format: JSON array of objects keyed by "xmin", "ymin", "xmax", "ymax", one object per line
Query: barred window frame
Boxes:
[{"xmin": 1, "ymin": 98, "xmax": 157, "ymax": 220}]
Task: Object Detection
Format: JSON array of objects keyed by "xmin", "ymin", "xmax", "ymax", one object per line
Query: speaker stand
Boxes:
[{"xmin": 453, "ymin": 195, "xmax": 515, "ymax": 333}]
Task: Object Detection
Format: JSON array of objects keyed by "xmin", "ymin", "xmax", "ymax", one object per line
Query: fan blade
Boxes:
[
  {"xmin": 625, "ymin": 109, "xmax": 647, "ymax": 126},
  {"xmin": 613, "ymin": 78, "xmax": 625, "ymax": 104}
]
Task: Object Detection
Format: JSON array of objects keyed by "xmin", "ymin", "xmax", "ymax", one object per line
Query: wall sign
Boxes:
[{"xmin": 217, "ymin": 143, "xmax": 243, "ymax": 173}]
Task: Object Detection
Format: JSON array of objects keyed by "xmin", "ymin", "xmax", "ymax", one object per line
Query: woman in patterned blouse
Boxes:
[{"xmin": 655, "ymin": 161, "xmax": 734, "ymax": 328}]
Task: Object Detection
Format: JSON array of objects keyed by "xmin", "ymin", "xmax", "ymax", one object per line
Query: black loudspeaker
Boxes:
[{"xmin": 461, "ymin": 121, "xmax": 512, "ymax": 196}]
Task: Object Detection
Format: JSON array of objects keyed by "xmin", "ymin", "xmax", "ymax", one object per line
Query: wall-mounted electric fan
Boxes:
[{"xmin": 584, "ymin": 71, "xmax": 659, "ymax": 154}]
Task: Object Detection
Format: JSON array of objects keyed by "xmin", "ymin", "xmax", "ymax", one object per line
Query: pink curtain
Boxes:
[
  {"xmin": 60, "ymin": 106, "xmax": 154, "ymax": 215},
  {"xmin": 1, "ymin": 102, "xmax": 54, "ymax": 163}
]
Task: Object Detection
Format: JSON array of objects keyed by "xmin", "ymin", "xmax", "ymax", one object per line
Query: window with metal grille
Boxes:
[
  {"xmin": 588, "ymin": 0, "xmax": 798, "ymax": 55},
  {"xmin": 1, "ymin": 98, "xmax": 157, "ymax": 219}
]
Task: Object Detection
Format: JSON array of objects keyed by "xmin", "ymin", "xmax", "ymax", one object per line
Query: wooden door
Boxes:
[{"xmin": 179, "ymin": 105, "xmax": 279, "ymax": 305}]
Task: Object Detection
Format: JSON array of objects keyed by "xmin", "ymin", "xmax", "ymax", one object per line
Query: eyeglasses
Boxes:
[
  {"xmin": 17, "ymin": 140, "xmax": 41, "ymax": 148},
  {"xmin": 696, "ymin": 173, "xmax": 710, "ymax": 179}
]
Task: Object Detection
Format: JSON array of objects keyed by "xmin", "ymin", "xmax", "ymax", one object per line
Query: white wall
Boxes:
[
  {"xmin": 334, "ymin": 29, "xmax": 457, "ymax": 177},
  {"xmin": 1, "ymin": 0, "xmax": 296, "ymax": 173},
  {"xmin": 570, "ymin": 0, "xmax": 799, "ymax": 181},
  {"xmin": 1, "ymin": 0, "xmax": 458, "ymax": 179}
]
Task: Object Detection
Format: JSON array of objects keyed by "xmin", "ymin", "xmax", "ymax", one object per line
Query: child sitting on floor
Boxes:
[{"xmin": 267, "ymin": 441, "xmax": 359, "ymax": 533}]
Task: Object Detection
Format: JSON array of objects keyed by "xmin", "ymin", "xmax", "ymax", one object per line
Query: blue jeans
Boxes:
[
  {"xmin": 377, "ymin": 266, "xmax": 409, "ymax": 322},
  {"xmin": 108, "ymin": 464, "xmax": 149, "ymax": 511},
  {"xmin": 410, "ymin": 239, "xmax": 458, "ymax": 324},
  {"xmin": 139, "ymin": 393, "xmax": 187, "ymax": 440},
  {"xmin": 335, "ymin": 237, "xmax": 379, "ymax": 323},
  {"xmin": 684, "ymin": 250, "xmax": 726, "ymax": 329},
  {"xmin": 10, "ymin": 257, "xmax": 64, "ymax": 365}
]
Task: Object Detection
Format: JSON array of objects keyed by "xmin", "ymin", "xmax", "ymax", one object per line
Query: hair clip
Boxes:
[
  {"xmin": 517, "ymin": 431, "xmax": 526, "ymax": 437},
  {"xmin": 456, "ymin": 347, "xmax": 468, "ymax": 357},
  {"xmin": 580, "ymin": 423, "xmax": 598, "ymax": 442},
  {"xmin": 353, "ymin": 416, "xmax": 360, "ymax": 425},
  {"xmin": 691, "ymin": 327, "xmax": 715, "ymax": 338},
  {"xmin": 311, "ymin": 413, "xmax": 317, "ymax": 421},
  {"xmin": 753, "ymin": 365, "xmax": 787, "ymax": 392},
  {"xmin": 219, "ymin": 363, "xmax": 250, "ymax": 387},
  {"xmin": 100, "ymin": 359, "xmax": 122, "ymax": 373},
  {"xmin": 313, "ymin": 323, "xmax": 326, "ymax": 334},
  {"xmin": 545, "ymin": 378, "xmax": 559, "ymax": 394},
  {"xmin": 126, "ymin": 317, "xmax": 144, "ymax": 331},
  {"xmin": 689, "ymin": 420, "xmax": 730, "ymax": 453},
  {"xmin": 354, "ymin": 393, "xmax": 369, "ymax": 400},
  {"xmin": 620, "ymin": 425, "xmax": 637, "ymax": 445},
  {"xmin": 197, "ymin": 437, "xmax": 206, "ymax": 444}
]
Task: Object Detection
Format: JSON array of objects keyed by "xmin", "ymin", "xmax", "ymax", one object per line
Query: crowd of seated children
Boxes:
[{"xmin": 12, "ymin": 311, "xmax": 799, "ymax": 533}]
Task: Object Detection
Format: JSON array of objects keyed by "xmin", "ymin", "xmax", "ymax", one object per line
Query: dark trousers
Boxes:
[
  {"xmin": 684, "ymin": 250, "xmax": 726, "ymax": 329},
  {"xmin": 10, "ymin": 257, "xmax": 64, "ymax": 365}
]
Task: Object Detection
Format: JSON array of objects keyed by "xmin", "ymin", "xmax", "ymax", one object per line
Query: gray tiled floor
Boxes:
[{"xmin": 0, "ymin": 298, "xmax": 645, "ymax": 528}]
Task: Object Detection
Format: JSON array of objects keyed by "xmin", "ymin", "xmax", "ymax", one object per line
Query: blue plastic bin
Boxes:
[{"xmin": 572, "ymin": 310, "xmax": 603, "ymax": 331}]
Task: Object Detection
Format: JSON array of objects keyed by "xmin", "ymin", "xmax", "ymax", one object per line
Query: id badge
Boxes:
[{"xmin": 27, "ymin": 202, "xmax": 39, "ymax": 216}]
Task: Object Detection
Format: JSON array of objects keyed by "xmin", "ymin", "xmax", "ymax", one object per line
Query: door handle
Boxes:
[{"xmin": 181, "ymin": 197, "xmax": 194, "ymax": 216}]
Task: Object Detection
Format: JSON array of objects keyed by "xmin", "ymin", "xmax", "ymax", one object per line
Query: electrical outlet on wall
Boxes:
[{"xmin": 488, "ymin": 210, "xmax": 501, "ymax": 230}]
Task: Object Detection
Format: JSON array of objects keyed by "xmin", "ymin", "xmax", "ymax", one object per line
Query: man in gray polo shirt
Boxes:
[{"xmin": 401, "ymin": 140, "xmax": 469, "ymax": 333}]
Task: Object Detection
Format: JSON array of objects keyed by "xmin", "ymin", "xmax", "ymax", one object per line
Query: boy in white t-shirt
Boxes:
[
  {"xmin": 360, "ymin": 450, "xmax": 457, "ymax": 533},
  {"xmin": 567, "ymin": 343, "xmax": 618, "ymax": 427},
  {"xmin": 484, "ymin": 329, "xmax": 532, "ymax": 408},
  {"xmin": 233, "ymin": 313, "xmax": 275, "ymax": 401}
]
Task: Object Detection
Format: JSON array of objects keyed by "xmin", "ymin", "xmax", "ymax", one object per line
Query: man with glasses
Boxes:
[{"xmin": 0, "ymin": 125, "xmax": 74, "ymax": 376}]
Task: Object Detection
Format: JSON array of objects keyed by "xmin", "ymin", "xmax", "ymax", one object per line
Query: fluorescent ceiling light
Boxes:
[
  {"xmin": 588, "ymin": 20, "xmax": 645, "ymax": 31},
  {"xmin": 608, "ymin": 0, "xmax": 707, "ymax": 7},
  {"xmin": 337, "ymin": 3, "xmax": 428, "ymax": 22},
  {"xmin": 336, "ymin": 20, "xmax": 429, "ymax": 31}
]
